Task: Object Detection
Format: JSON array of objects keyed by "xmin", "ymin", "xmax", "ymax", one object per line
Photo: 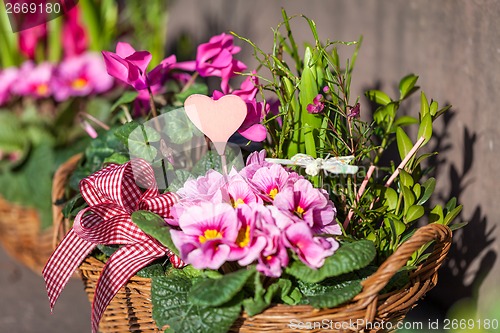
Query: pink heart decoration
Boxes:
[{"xmin": 184, "ymin": 94, "xmax": 247, "ymax": 156}]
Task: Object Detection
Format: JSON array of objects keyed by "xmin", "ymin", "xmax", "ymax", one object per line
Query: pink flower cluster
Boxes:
[
  {"xmin": 166, "ymin": 151, "xmax": 340, "ymax": 277},
  {"xmin": 101, "ymin": 33, "xmax": 272, "ymax": 142},
  {"xmin": 0, "ymin": 53, "xmax": 114, "ymax": 106}
]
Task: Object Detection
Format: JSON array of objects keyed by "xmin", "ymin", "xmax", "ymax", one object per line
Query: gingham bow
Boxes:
[{"xmin": 43, "ymin": 159, "xmax": 183, "ymax": 333}]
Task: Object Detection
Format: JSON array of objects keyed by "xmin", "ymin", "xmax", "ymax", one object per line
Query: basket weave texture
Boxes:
[
  {"xmin": 53, "ymin": 157, "xmax": 452, "ymax": 333},
  {"xmin": 0, "ymin": 154, "xmax": 81, "ymax": 274}
]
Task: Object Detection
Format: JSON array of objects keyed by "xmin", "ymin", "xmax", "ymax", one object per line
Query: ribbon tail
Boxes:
[
  {"xmin": 90, "ymin": 240, "xmax": 166, "ymax": 333},
  {"xmin": 42, "ymin": 229, "xmax": 95, "ymax": 310}
]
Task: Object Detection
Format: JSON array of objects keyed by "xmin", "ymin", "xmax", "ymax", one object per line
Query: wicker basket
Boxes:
[
  {"xmin": 77, "ymin": 223, "xmax": 451, "ymax": 333},
  {"xmin": 53, "ymin": 157, "xmax": 452, "ymax": 333},
  {"xmin": 0, "ymin": 154, "xmax": 81, "ymax": 273},
  {"xmin": 0, "ymin": 196, "xmax": 52, "ymax": 273}
]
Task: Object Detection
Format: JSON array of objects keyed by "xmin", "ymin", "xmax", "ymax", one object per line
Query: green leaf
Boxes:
[
  {"xmin": 396, "ymin": 127, "xmax": 413, "ymax": 160},
  {"xmin": 114, "ymin": 121, "xmax": 140, "ymax": 145},
  {"xmin": 243, "ymin": 276, "xmax": 301, "ymax": 316},
  {"xmin": 445, "ymin": 197, "xmax": 457, "ymax": 213},
  {"xmin": 443, "ymin": 205, "xmax": 463, "ymax": 225},
  {"xmin": 162, "ymin": 112, "xmax": 196, "ymax": 144},
  {"xmin": 242, "ymin": 272, "xmax": 266, "ymax": 316},
  {"xmin": 286, "ymin": 240, "xmax": 376, "ymax": 283},
  {"xmin": 175, "ymin": 83, "xmax": 208, "ymax": 104},
  {"xmin": 136, "ymin": 263, "xmax": 166, "ymax": 278},
  {"xmin": 131, "ymin": 211, "xmax": 179, "ymax": 256},
  {"xmin": 103, "ymin": 152, "xmax": 129, "ymax": 165},
  {"xmin": 434, "ymin": 105, "xmax": 452, "ymax": 119},
  {"xmin": 365, "ymin": 90, "xmax": 391, "ymax": 105},
  {"xmin": 429, "ymin": 205, "xmax": 444, "ymax": 224},
  {"xmin": 385, "ymin": 216, "xmax": 406, "ymax": 237},
  {"xmin": 420, "ymin": 91, "xmax": 429, "ymax": 119},
  {"xmin": 402, "ymin": 186, "xmax": 416, "ymax": 213},
  {"xmin": 429, "ymin": 100, "xmax": 438, "ymax": 116},
  {"xmin": 384, "ymin": 187, "xmax": 398, "ymax": 211},
  {"xmin": 417, "ymin": 113, "xmax": 433, "ymax": 145},
  {"xmin": 392, "ymin": 115, "xmax": 419, "ymax": 128},
  {"xmin": 399, "ymin": 169, "xmax": 414, "ymax": 188},
  {"xmin": 405, "ymin": 205, "xmax": 425, "ymax": 224},
  {"xmin": 167, "ymin": 169, "xmax": 194, "ymax": 192},
  {"xmin": 414, "ymin": 152, "xmax": 437, "ymax": 167},
  {"xmin": 399, "ymin": 74, "xmax": 419, "ymax": 100},
  {"xmin": 111, "ymin": 91, "xmax": 139, "ymax": 111},
  {"xmin": 152, "ymin": 273, "xmax": 241, "ymax": 333},
  {"xmin": 413, "ymin": 183, "xmax": 421, "ymax": 199},
  {"xmin": 450, "ymin": 222, "xmax": 468, "ymax": 231},
  {"xmin": 96, "ymin": 244, "xmax": 119, "ymax": 257},
  {"xmin": 189, "ymin": 267, "xmax": 255, "ymax": 307},
  {"xmin": 302, "ymin": 279, "xmax": 362, "ymax": 308},
  {"xmin": 416, "ymin": 177, "xmax": 436, "ymax": 205},
  {"xmin": 128, "ymin": 124, "xmax": 160, "ymax": 161}
]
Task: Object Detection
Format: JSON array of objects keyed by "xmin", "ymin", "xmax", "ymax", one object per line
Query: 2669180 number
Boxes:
[
  {"xmin": 443, "ymin": 318, "xmax": 498, "ymax": 330},
  {"xmin": 5, "ymin": 1, "xmax": 61, "ymax": 15}
]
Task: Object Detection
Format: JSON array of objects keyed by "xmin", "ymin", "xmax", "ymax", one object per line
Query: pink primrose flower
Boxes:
[
  {"xmin": 0, "ymin": 68, "xmax": 19, "ymax": 105},
  {"xmin": 283, "ymin": 222, "xmax": 338, "ymax": 269},
  {"xmin": 176, "ymin": 169, "xmax": 229, "ymax": 203},
  {"xmin": 273, "ymin": 178, "xmax": 337, "ymax": 235},
  {"xmin": 227, "ymin": 205, "xmax": 268, "ymax": 265},
  {"xmin": 248, "ymin": 163, "xmax": 293, "ymax": 202},
  {"xmin": 13, "ymin": 61, "xmax": 54, "ymax": 98},
  {"xmin": 170, "ymin": 202, "xmax": 240, "ymax": 270},
  {"xmin": 52, "ymin": 53, "xmax": 114, "ymax": 101},
  {"xmin": 227, "ymin": 173, "xmax": 262, "ymax": 208}
]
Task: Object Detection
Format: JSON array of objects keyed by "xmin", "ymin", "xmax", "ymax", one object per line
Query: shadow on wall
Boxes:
[
  {"xmin": 365, "ymin": 88, "xmax": 497, "ymax": 320},
  {"xmin": 424, "ymin": 111, "xmax": 497, "ymax": 317}
]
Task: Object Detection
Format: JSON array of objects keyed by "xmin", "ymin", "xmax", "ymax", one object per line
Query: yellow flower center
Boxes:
[
  {"xmin": 36, "ymin": 83, "xmax": 49, "ymax": 95},
  {"xmin": 295, "ymin": 206, "xmax": 305, "ymax": 218},
  {"xmin": 268, "ymin": 188, "xmax": 278, "ymax": 199},
  {"xmin": 199, "ymin": 229, "xmax": 222, "ymax": 244},
  {"xmin": 236, "ymin": 226, "xmax": 250, "ymax": 248},
  {"xmin": 266, "ymin": 255, "xmax": 273, "ymax": 261},
  {"xmin": 71, "ymin": 77, "xmax": 88, "ymax": 90},
  {"xmin": 232, "ymin": 198, "xmax": 246, "ymax": 208}
]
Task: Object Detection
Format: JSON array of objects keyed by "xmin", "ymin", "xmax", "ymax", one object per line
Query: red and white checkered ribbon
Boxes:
[{"xmin": 43, "ymin": 159, "xmax": 184, "ymax": 333}]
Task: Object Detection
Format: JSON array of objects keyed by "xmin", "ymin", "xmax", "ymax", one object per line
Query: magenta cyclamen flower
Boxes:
[
  {"xmin": 231, "ymin": 73, "xmax": 259, "ymax": 101},
  {"xmin": 19, "ymin": 24, "xmax": 46, "ymax": 60},
  {"xmin": 170, "ymin": 202, "xmax": 240, "ymax": 270},
  {"xmin": 273, "ymin": 178, "xmax": 338, "ymax": 235},
  {"xmin": 62, "ymin": 6, "xmax": 88, "ymax": 58},
  {"xmin": 195, "ymin": 33, "xmax": 247, "ymax": 93},
  {"xmin": 52, "ymin": 53, "xmax": 114, "ymax": 101},
  {"xmin": 102, "ymin": 42, "xmax": 153, "ymax": 90},
  {"xmin": 306, "ymin": 94, "xmax": 325, "ymax": 114},
  {"xmin": 283, "ymin": 222, "xmax": 338, "ymax": 269}
]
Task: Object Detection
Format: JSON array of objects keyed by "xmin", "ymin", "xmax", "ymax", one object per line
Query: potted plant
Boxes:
[{"xmin": 43, "ymin": 11, "xmax": 464, "ymax": 333}]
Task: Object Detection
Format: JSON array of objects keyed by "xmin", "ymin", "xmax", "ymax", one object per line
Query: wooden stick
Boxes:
[
  {"xmin": 385, "ymin": 136, "xmax": 425, "ymax": 187},
  {"xmin": 343, "ymin": 165, "xmax": 376, "ymax": 229}
]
